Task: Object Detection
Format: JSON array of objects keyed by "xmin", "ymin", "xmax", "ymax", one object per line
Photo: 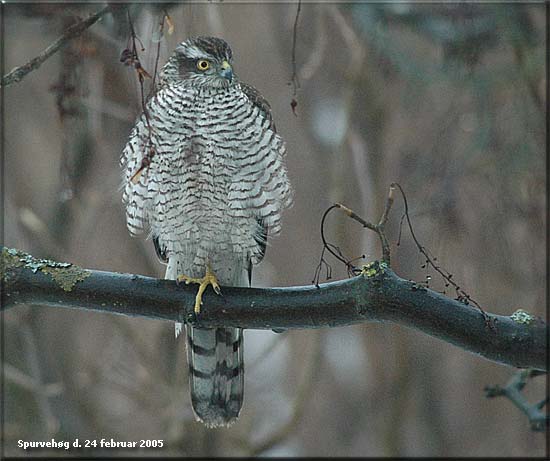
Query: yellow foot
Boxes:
[{"xmin": 177, "ymin": 265, "xmax": 221, "ymax": 314}]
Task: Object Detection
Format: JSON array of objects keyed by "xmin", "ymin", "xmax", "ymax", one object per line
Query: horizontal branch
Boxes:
[{"xmin": 1, "ymin": 248, "xmax": 547, "ymax": 371}]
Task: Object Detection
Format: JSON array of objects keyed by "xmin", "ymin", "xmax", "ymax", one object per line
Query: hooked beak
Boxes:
[{"xmin": 220, "ymin": 60, "xmax": 233, "ymax": 83}]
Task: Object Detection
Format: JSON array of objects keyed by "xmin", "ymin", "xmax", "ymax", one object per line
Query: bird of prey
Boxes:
[{"xmin": 121, "ymin": 36, "xmax": 292, "ymax": 427}]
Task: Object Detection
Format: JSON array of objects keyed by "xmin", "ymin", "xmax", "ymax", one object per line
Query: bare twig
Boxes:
[
  {"xmin": 335, "ymin": 185, "xmax": 395, "ymax": 264},
  {"xmin": 2, "ymin": 247, "xmax": 547, "ymax": 371},
  {"xmin": 298, "ymin": 6, "xmax": 327, "ymax": 81},
  {"xmin": 393, "ymin": 183, "xmax": 493, "ymax": 328},
  {"xmin": 1, "ymin": 5, "xmax": 111, "ymax": 87},
  {"xmin": 289, "ymin": 0, "xmax": 302, "ymax": 115},
  {"xmin": 313, "ymin": 183, "xmax": 396, "ymax": 285},
  {"xmin": 149, "ymin": 11, "xmax": 168, "ymax": 96},
  {"xmin": 317, "ymin": 204, "xmax": 360, "ymax": 280},
  {"xmin": 485, "ymin": 369, "xmax": 548, "ymax": 431},
  {"xmin": 121, "ymin": 10, "xmax": 162, "ymax": 185}
]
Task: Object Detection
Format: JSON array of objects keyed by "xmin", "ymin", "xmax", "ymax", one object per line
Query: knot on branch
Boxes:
[
  {"xmin": 361, "ymin": 261, "xmax": 389, "ymax": 279},
  {"xmin": 510, "ymin": 309, "xmax": 537, "ymax": 326}
]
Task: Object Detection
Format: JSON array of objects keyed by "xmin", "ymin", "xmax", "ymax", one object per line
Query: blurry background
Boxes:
[{"xmin": 3, "ymin": 2, "xmax": 546, "ymax": 457}]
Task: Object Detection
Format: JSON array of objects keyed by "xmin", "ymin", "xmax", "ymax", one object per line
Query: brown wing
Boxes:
[{"xmin": 240, "ymin": 81, "xmax": 277, "ymax": 132}]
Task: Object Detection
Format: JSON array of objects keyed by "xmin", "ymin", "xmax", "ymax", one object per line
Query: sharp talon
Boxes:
[{"xmin": 178, "ymin": 264, "xmax": 221, "ymax": 316}]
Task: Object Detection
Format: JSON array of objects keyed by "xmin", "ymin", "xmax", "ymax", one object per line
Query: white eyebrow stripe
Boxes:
[{"xmin": 176, "ymin": 44, "xmax": 210, "ymax": 60}]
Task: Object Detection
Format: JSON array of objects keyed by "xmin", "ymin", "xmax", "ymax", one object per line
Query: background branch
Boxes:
[
  {"xmin": 249, "ymin": 330, "xmax": 323, "ymax": 456},
  {"xmin": 1, "ymin": 5, "xmax": 111, "ymax": 87},
  {"xmin": 485, "ymin": 369, "xmax": 548, "ymax": 431},
  {"xmin": 2, "ymin": 247, "xmax": 546, "ymax": 371}
]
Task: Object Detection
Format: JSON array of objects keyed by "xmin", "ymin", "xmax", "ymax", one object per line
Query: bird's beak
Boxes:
[{"xmin": 220, "ymin": 60, "xmax": 233, "ymax": 83}]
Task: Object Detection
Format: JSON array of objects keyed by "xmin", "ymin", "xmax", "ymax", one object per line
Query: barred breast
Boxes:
[
  {"xmin": 121, "ymin": 35, "xmax": 293, "ymax": 429},
  {"xmin": 121, "ymin": 81, "xmax": 292, "ymax": 281}
]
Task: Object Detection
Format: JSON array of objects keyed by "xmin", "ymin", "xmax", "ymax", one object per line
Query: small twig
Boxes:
[
  {"xmin": 149, "ymin": 12, "xmax": 167, "ymax": 98},
  {"xmin": 312, "ymin": 244, "xmax": 333, "ymax": 286},
  {"xmin": 314, "ymin": 184, "xmax": 396, "ymax": 285},
  {"xmin": 392, "ymin": 182, "xmax": 493, "ymax": 329},
  {"xmin": 289, "ymin": 0, "xmax": 302, "ymax": 116},
  {"xmin": 335, "ymin": 185, "xmax": 395, "ymax": 265},
  {"xmin": 319, "ymin": 204, "xmax": 360, "ymax": 278},
  {"xmin": 485, "ymin": 369, "xmax": 548, "ymax": 431},
  {"xmin": 298, "ymin": 7, "xmax": 327, "ymax": 82},
  {"xmin": 1, "ymin": 5, "xmax": 111, "ymax": 87},
  {"xmin": 378, "ymin": 184, "xmax": 395, "ymax": 228},
  {"xmin": 290, "ymin": 0, "xmax": 302, "ymax": 93},
  {"xmin": 317, "ymin": 183, "xmax": 493, "ymax": 331},
  {"xmin": 121, "ymin": 10, "xmax": 158, "ymax": 184}
]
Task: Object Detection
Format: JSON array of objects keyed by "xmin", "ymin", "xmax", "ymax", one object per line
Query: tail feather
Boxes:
[{"xmin": 186, "ymin": 325, "xmax": 244, "ymax": 427}]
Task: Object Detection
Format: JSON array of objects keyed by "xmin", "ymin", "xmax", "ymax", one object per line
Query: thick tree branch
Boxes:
[
  {"xmin": 1, "ymin": 248, "xmax": 546, "ymax": 371},
  {"xmin": 1, "ymin": 5, "xmax": 111, "ymax": 87}
]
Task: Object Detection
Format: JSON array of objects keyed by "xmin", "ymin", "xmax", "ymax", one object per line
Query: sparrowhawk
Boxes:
[{"xmin": 121, "ymin": 36, "xmax": 292, "ymax": 427}]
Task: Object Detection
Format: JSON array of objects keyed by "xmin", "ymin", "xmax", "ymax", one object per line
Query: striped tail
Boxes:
[{"xmin": 186, "ymin": 325, "xmax": 244, "ymax": 427}]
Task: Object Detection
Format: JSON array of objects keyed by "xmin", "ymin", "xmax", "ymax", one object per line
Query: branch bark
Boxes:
[{"xmin": 1, "ymin": 247, "xmax": 547, "ymax": 371}]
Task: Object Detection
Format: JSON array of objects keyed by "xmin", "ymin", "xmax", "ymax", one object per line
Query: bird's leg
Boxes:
[{"xmin": 177, "ymin": 264, "xmax": 221, "ymax": 314}]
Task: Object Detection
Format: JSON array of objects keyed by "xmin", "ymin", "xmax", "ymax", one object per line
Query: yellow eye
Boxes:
[{"xmin": 196, "ymin": 60, "xmax": 210, "ymax": 71}]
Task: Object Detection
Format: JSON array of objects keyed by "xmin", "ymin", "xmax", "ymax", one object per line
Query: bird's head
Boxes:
[{"xmin": 166, "ymin": 36, "xmax": 235, "ymax": 89}]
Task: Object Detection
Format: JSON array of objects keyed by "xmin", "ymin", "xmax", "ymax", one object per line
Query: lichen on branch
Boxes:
[{"xmin": 2, "ymin": 247, "xmax": 90, "ymax": 292}]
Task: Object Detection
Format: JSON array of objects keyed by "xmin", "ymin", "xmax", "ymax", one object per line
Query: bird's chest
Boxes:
[
  {"xmin": 159, "ymin": 90, "xmax": 248, "ymax": 187},
  {"xmin": 149, "ymin": 88, "xmax": 256, "ymax": 233}
]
